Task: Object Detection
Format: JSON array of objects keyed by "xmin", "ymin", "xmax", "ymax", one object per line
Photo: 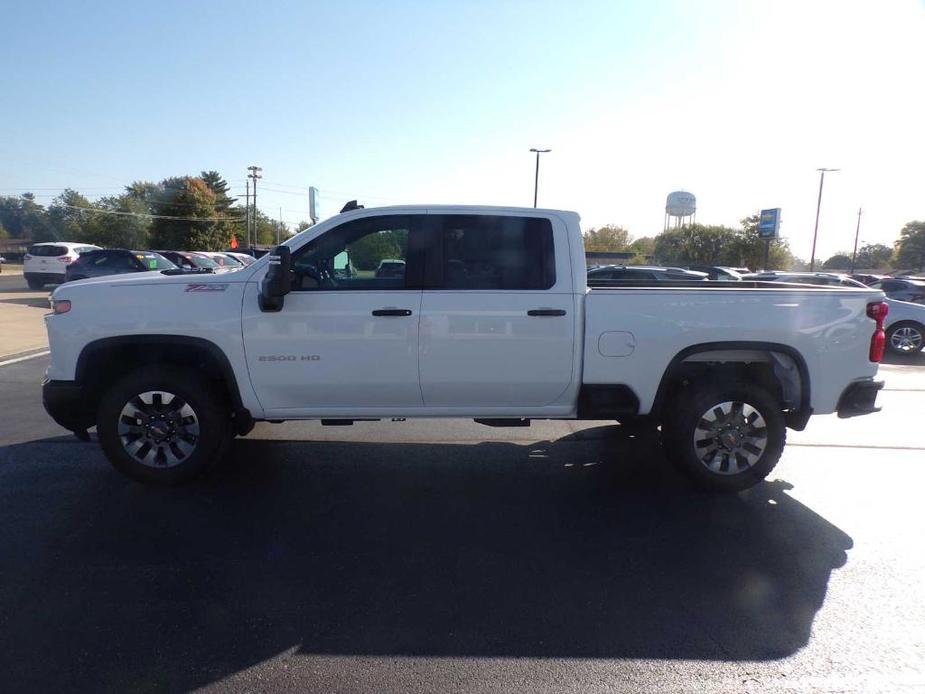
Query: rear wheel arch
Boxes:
[{"xmin": 651, "ymin": 342, "xmax": 811, "ymax": 429}]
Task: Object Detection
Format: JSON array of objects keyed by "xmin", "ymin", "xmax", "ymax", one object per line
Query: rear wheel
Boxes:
[
  {"xmin": 97, "ymin": 366, "xmax": 231, "ymax": 485},
  {"xmin": 26, "ymin": 277, "xmax": 43, "ymax": 290},
  {"xmin": 662, "ymin": 381, "xmax": 786, "ymax": 492},
  {"xmin": 886, "ymin": 321, "xmax": 924, "ymax": 356}
]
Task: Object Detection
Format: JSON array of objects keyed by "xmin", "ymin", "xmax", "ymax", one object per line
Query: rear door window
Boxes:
[{"xmin": 431, "ymin": 214, "xmax": 556, "ymax": 290}]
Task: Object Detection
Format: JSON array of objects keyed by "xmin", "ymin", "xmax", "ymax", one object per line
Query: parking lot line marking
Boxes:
[{"xmin": 0, "ymin": 350, "xmax": 50, "ymax": 368}]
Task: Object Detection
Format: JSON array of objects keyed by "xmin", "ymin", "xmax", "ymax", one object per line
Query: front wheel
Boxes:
[
  {"xmin": 886, "ymin": 321, "xmax": 925, "ymax": 356},
  {"xmin": 97, "ymin": 366, "xmax": 231, "ymax": 485},
  {"xmin": 662, "ymin": 381, "xmax": 786, "ymax": 492}
]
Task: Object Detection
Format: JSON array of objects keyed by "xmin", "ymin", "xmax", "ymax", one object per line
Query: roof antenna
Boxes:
[{"xmin": 340, "ymin": 200, "xmax": 364, "ymax": 213}]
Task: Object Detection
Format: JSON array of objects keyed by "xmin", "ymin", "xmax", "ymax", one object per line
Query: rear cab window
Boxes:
[{"xmin": 431, "ymin": 214, "xmax": 556, "ymax": 290}]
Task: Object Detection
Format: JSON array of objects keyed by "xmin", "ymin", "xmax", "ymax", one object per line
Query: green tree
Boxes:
[
  {"xmin": 200, "ymin": 171, "xmax": 235, "ymax": 213},
  {"xmin": 629, "ymin": 236, "xmax": 656, "ymax": 257},
  {"xmin": 583, "ymin": 225, "xmax": 631, "ymax": 252},
  {"xmin": 349, "ymin": 230, "xmax": 403, "ymax": 270},
  {"xmin": 92, "ymin": 194, "xmax": 152, "ymax": 248},
  {"xmin": 0, "ymin": 193, "xmax": 67, "ymax": 241},
  {"xmin": 0, "ymin": 221, "xmax": 9, "ymax": 239},
  {"xmin": 652, "ymin": 217, "xmax": 794, "ymax": 270},
  {"xmin": 295, "ymin": 220, "xmax": 314, "ymax": 234},
  {"xmin": 654, "ymin": 224, "xmax": 739, "ymax": 265},
  {"xmin": 853, "ymin": 243, "xmax": 892, "ymax": 270},
  {"xmin": 736, "ymin": 214, "xmax": 794, "ymax": 271},
  {"xmin": 47, "ymin": 189, "xmax": 98, "ymax": 242},
  {"xmin": 149, "ymin": 177, "xmax": 225, "ymax": 250},
  {"xmin": 822, "ymin": 253, "xmax": 852, "ymax": 270},
  {"xmin": 893, "ymin": 221, "xmax": 925, "ymax": 271}
]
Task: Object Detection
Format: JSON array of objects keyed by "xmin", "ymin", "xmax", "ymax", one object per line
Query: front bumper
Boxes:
[
  {"xmin": 836, "ymin": 379, "xmax": 884, "ymax": 419},
  {"xmin": 42, "ymin": 379, "xmax": 94, "ymax": 432}
]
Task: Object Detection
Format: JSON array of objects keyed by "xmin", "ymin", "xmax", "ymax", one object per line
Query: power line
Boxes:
[{"xmin": 55, "ymin": 203, "xmax": 245, "ymax": 223}]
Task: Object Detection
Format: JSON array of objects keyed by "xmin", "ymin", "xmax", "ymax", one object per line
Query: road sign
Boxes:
[
  {"xmin": 309, "ymin": 186, "xmax": 319, "ymax": 224},
  {"xmin": 758, "ymin": 208, "xmax": 781, "ymax": 239}
]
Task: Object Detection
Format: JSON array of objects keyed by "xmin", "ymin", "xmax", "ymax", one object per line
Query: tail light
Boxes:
[
  {"xmin": 867, "ymin": 301, "xmax": 889, "ymax": 362},
  {"xmin": 24, "ymin": 254, "xmax": 32, "ymax": 261},
  {"xmin": 57, "ymin": 255, "xmax": 75, "ymax": 264}
]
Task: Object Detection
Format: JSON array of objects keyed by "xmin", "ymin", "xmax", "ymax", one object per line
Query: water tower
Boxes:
[{"xmin": 664, "ymin": 191, "xmax": 697, "ymax": 231}]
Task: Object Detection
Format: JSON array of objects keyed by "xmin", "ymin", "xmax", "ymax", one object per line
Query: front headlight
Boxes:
[{"xmin": 50, "ymin": 298, "xmax": 72, "ymax": 315}]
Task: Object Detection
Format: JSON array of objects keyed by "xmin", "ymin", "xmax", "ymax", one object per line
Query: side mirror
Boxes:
[{"xmin": 258, "ymin": 246, "xmax": 292, "ymax": 312}]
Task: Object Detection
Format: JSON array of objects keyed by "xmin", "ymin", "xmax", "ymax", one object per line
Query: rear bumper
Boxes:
[
  {"xmin": 836, "ymin": 379, "xmax": 884, "ymax": 419},
  {"xmin": 24, "ymin": 271, "xmax": 65, "ymax": 285},
  {"xmin": 42, "ymin": 379, "xmax": 93, "ymax": 431}
]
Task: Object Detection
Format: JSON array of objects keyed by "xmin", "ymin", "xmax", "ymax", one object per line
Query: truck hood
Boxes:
[{"xmin": 55, "ymin": 270, "xmax": 247, "ymax": 294}]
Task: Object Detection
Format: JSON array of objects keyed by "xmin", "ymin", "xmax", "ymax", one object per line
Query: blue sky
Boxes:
[{"xmin": 2, "ymin": 0, "xmax": 923, "ymax": 260}]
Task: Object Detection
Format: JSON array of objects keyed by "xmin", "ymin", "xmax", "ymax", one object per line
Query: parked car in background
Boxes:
[
  {"xmin": 197, "ymin": 251, "xmax": 245, "ymax": 271},
  {"xmin": 64, "ymin": 249, "xmax": 177, "ymax": 282},
  {"xmin": 742, "ymin": 271, "xmax": 867, "ymax": 288},
  {"xmin": 156, "ymin": 250, "xmax": 220, "ymax": 272},
  {"xmin": 587, "ymin": 265, "xmax": 708, "ymax": 282},
  {"xmin": 851, "ymin": 273, "xmax": 891, "ymax": 286},
  {"xmin": 375, "ymin": 258, "xmax": 406, "ymax": 278},
  {"xmin": 224, "ymin": 251, "xmax": 257, "ymax": 266},
  {"xmin": 868, "ymin": 277, "xmax": 925, "ymax": 304},
  {"xmin": 0, "ymin": 254, "xmax": 5, "ymax": 273},
  {"xmin": 883, "ymin": 298, "xmax": 925, "ymax": 355},
  {"xmin": 687, "ymin": 265, "xmax": 744, "ymax": 281},
  {"xmin": 23, "ymin": 242, "xmax": 101, "ymax": 289}
]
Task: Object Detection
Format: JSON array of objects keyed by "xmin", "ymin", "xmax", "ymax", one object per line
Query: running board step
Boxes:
[
  {"xmin": 320, "ymin": 419, "xmax": 381, "ymax": 426},
  {"xmin": 473, "ymin": 418, "xmax": 531, "ymax": 428}
]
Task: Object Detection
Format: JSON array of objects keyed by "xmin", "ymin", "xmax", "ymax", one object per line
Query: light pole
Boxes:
[
  {"xmin": 809, "ymin": 167, "xmax": 839, "ymax": 272},
  {"xmin": 850, "ymin": 207, "xmax": 863, "ymax": 273},
  {"xmin": 530, "ymin": 148, "xmax": 550, "ymax": 208}
]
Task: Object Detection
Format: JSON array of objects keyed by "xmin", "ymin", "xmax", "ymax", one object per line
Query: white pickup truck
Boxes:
[{"xmin": 43, "ymin": 205, "xmax": 888, "ymax": 491}]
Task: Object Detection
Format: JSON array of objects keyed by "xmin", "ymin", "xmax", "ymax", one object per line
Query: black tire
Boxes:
[
  {"xmin": 26, "ymin": 278, "xmax": 44, "ymax": 290},
  {"xmin": 97, "ymin": 365, "xmax": 231, "ymax": 485},
  {"xmin": 662, "ymin": 381, "xmax": 786, "ymax": 493},
  {"xmin": 886, "ymin": 321, "xmax": 925, "ymax": 356}
]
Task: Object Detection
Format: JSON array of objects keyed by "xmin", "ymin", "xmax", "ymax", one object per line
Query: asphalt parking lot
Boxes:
[{"xmin": 1, "ymin": 349, "xmax": 924, "ymax": 693}]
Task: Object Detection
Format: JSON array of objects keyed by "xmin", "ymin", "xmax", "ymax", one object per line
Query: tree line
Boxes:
[
  {"xmin": 0, "ymin": 171, "xmax": 307, "ymax": 252},
  {"xmin": 582, "ymin": 217, "xmax": 925, "ymax": 272}
]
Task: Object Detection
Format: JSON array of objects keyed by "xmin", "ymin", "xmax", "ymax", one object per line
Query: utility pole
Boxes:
[
  {"xmin": 247, "ymin": 165, "xmax": 262, "ymax": 250},
  {"xmin": 850, "ymin": 207, "xmax": 863, "ymax": 273},
  {"xmin": 810, "ymin": 167, "xmax": 839, "ymax": 272},
  {"xmin": 245, "ymin": 179, "xmax": 251, "ymax": 249},
  {"xmin": 529, "ymin": 148, "xmax": 551, "ymax": 208}
]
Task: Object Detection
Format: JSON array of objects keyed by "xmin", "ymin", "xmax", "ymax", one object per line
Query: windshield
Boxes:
[
  {"xmin": 188, "ymin": 253, "xmax": 220, "ymax": 269},
  {"xmin": 133, "ymin": 252, "xmax": 177, "ymax": 271}
]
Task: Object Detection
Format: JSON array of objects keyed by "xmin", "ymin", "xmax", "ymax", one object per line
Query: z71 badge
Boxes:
[{"xmin": 185, "ymin": 284, "xmax": 228, "ymax": 292}]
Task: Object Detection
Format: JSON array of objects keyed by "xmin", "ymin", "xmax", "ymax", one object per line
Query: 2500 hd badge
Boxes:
[{"xmin": 258, "ymin": 355, "xmax": 321, "ymax": 362}]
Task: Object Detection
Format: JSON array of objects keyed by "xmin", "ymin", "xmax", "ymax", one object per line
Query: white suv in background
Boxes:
[{"xmin": 23, "ymin": 242, "xmax": 101, "ymax": 289}]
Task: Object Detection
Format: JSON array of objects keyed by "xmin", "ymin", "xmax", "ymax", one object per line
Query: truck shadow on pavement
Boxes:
[{"xmin": 0, "ymin": 426, "xmax": 853, "ymax": 691}]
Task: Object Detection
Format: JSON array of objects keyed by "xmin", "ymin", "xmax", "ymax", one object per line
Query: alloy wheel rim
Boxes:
[
  {"xmin": 692, "ymin": 401, "xmax": 768, "ymax": 475},
  {"xmin": 117, "ymin": 390, "xmax": 200, "ymax": 468},
  {"xmin": 890, "ymin": 327, "xmax": 923, "ymax": 353}
]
